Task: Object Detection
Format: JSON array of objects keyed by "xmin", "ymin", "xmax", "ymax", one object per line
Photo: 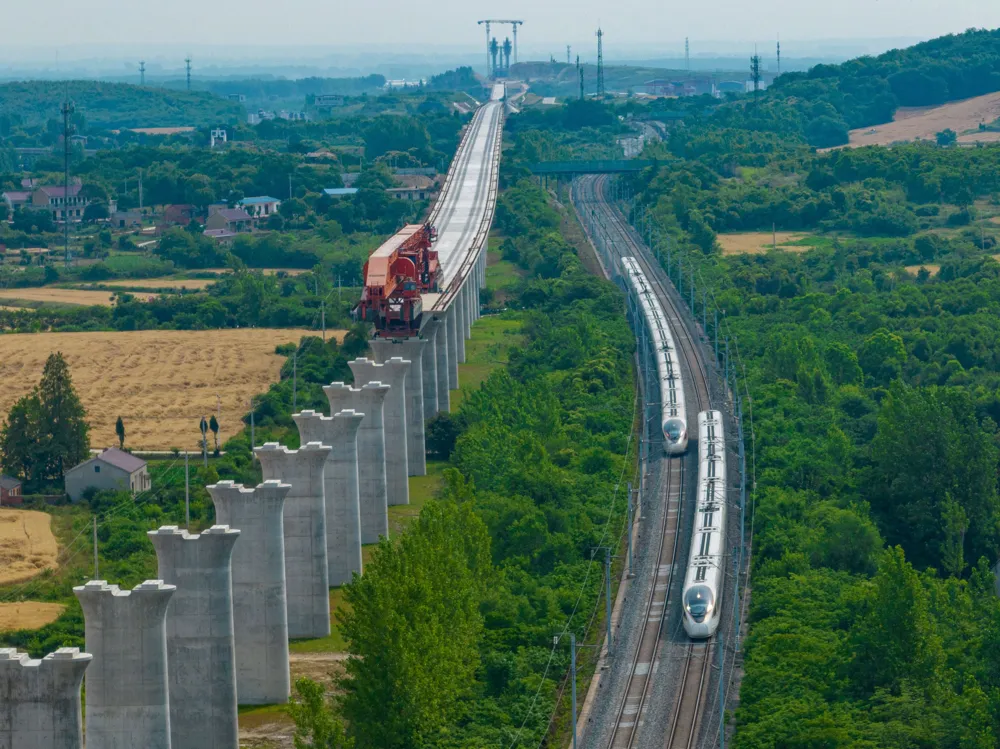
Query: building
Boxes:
[
  {"xmin": 31, "ymin": 185, "xmax": 90, "ymax": 223},
  {"xmin": 323, "ymin": 187, "xmax": 359, "ymax": 198},
  {"xmin": 64, "ymin": 448, "xmax": 150, "ymax": 502},
  {"xmin": 164, "ymin": 204, "xmax": 197, "ymax": 225},
  {"xmin": 386, "ymin": 174, "xmax": 438, "ymax": 202},
  {"xmin": 313, "ymin": 94, "xmax": 346, "ymax": 108},
  {"xmin": 205, "ymin": 207, "xmax": 253, "ymax": 233},
  {"xmin": 204, "ymin": 229, "xmax": 238, "ymax": 244},
  {"xmin": 239, "ymin": 196, "xmax": 282, "ymax": 220},
  {"xmin": 0, "ymin": 475, "xmax": 22, "ymax": 506},
  {"xmin": 227, "ymin": 93, "xmax": 247, "ymax": 102},
  {"xmin": 1, "ymin": 191, "xmax": 32, "ymax": 213},
  {"xmin": 110, "ymin": 209, "xmax": 145, "ymax": 229}
]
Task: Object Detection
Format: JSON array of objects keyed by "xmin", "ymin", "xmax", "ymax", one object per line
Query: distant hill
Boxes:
[
  {"xmin": 0, "ymin": 80, "xmax": 244, "ymax": 130},
  {"xmin": 771, "ymin": 28, "xmax": 1000, "ymax": 133}
]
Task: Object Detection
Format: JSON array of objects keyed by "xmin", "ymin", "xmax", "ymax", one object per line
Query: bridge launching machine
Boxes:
[{"xmin": 355, "ymin": 223, "xmax": 439, "ymax": 336}]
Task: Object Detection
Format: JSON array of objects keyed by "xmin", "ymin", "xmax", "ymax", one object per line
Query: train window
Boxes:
[
  {"xmin": 664, "ymin": 419, "xmax": 685, "ymax": 442},
  {"xmin": 684, "ymin": 585, "xmax": 715, "ymax": 623}
]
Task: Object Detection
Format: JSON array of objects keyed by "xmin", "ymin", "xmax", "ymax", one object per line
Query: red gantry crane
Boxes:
[{"xmin": 356, "ymin": 223, "xmax": 439, "ymax": 336}]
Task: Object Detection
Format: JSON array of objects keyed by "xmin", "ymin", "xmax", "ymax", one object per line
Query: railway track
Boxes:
[{"xmin": 576, "ymin": 174, "xmax": 715, "ymax": 749}]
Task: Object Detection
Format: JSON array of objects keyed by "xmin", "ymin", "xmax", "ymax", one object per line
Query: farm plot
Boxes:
[
  {"xmin": 0, "ymin": 288, "xmax": 158, "ymax": 307},
  {"xmin": 717, "ymin": 232, "xmax": 809, "ymax": 255},
  {"xmin": 0, "ymin": 329, "xmax": 340, "ymax": 449},
  {"xmin": 0, "ymin": 509, "xmax": 59, "ymax": 585},
  {"xmin": 99, "ymin": 278, "xmax": 217, "ymax": 290},
  {"xmin": 0, "ymin": 603, "xmax": 66, "ymax": 632}
]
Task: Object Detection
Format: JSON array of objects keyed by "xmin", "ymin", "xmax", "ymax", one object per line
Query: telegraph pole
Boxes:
[
  {"xmin": 596, "ymin": 28, "xmax": 606, "ymax": 97},
  {"xmin": 139, "ymin": 60, "xmax": 146, "ymax": 86},
  {"xmin": 185, "ymin": 56, "xmax": 192, "ymax": 91},
  {"xmin": 61, "ymin": 95, "xmax": 74, "ymax": 267}
]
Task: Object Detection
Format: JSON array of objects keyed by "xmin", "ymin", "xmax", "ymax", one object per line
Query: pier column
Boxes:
[
  {"xmin": 208, "ymin": 480, "xmax": 291, "ymax": 705},
  {"xmin": 350, "ymin": 358, "xmax": 410, "ymax": 505},
  {"xmin": 254, "ymin": 443, "xmax": 332, "ymax": 639},
  {"xmin": 434, "ymin": 313, "xmax": 451, "ymax": 412},
  {"xmin": 0, "ymin": 647, "xmax": 90, "ymax": 749},
  {"xmin": 149, "ymin": 525, "xmax": 240, "ymax": 749},
  {"xmin": 456, "ymin": 286, "xmax": 468, "ymax": 363},
  {"xmin": 294, "ymin": 409, "xmax": 367, "ymax": 583},
  {"xmin": 420, "ymin": 319, "xmax": 440, "ymax": 417},
  {"xmin": 446, "ymin": 304, "xmax": 459, "ymax": 389},
  {"xmin": 74, "ymin": 580, "xmax": 175, "ymax": 749},
  {"xmin": 371, "ymin": 339, "xmax": 428, "ymax": 476}
]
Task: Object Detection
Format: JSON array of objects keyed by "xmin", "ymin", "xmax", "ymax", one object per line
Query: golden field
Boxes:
[
  {"xmin": 0, "ymin": 288, "xmax": 157, "ymax": 307},
  {"xmin": 718, "ymin": 232, "xmax": 809, "ymax": 255},
  {"xmin": 0, "ymin": 603, "xmax": 66, "ymax": 631},
  {"xmin": 0, "ymin": 509, "xmax": 58, "ymax": 585},
  {"xmin": 0, "ymin": 329, "xmax": 343, "ymax": 449},
  {"xmin": 100, "ymin": 278, "xmax": 217, "ymax": 290}
]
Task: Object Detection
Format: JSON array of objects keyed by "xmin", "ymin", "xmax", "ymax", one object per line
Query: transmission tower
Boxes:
[
  {"xmin": 185, "ymin": 57, "xmax": 192, "ymax": 91},
  {"xmin": 567, "ymin": 45, "xmax": 571, "ymax": 64},
  {"xmin": 596, "ymin": 27, "xmax": 605, "ymax": 97},
  {"xmin": 61, "ymin": 95, "xmax": 75, "ymax": 266},
  {"xmin": 685, "ymin": 37, "xmax": 690, "ymax": 71},
  {"xmin": 776, "ymin": 35, "xmax": 781, "ymax": 75},
  {"xmin": 750, "ymin": 51, "xmax": 762, "ymax": 110},
  {"xmin": 579, "ymin": 65, "xmax": 585, "ymax": 100},
  {"xmin": 139, "ymin": 60, "xmax": 146, "ymax": 86}
]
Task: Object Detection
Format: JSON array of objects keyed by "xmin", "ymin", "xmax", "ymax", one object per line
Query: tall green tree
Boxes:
[
  {"xmin": 338, "ymin": 498, "xmax": 493, "ymax": 748},
  {"xmin": 35, "ymin": 353, "xmax": 91, "ymax": 481},
  {"xmin": 0, "ymin": 395, "xmax": 41, "ymax": 485},
  {"xmin": 115, "ymin": 416, "xmax": 125, "ymax": 450}
]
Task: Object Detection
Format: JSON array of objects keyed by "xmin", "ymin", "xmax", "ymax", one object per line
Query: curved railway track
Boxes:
[{"xmin": 577, "ymin": 174, "xmax": 715, "ymax": 749}]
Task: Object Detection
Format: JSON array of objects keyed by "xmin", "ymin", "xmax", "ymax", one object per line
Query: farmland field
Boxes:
[
  {"xmin": 0, "ymin": 509, "xmax": 58, "ymax": 585},
  {"xmin": 717, "ymin": 232, "xmax": 809, "ymax": 255},
  {"xmin": 98, "ymin": 278, "xmax": 217, "ymax": 290},
  {"xmin": 0, "ymin": 603, "xmax": 65, "ymax": 632},
  {"xmin": 0, "ymin": 288, "xmax": 157, "ymax": 307},
  {"xmin": 0, "ymin": 329, "xmax": 341, "ymax": 449}
]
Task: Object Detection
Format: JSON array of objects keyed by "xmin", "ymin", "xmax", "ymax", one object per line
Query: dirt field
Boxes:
[
  {"xmin": 844, "ymin": 92, "xmax": 1000, "ymax": 148},
  {"xmin": 0, "ymin": 509, "xmax": 58, "ymax": 585},
  {"xmin": 905, "ymin": 264, "xmax": 941, "ymax": 277},
  {"xmin": 0, "ymin": 602, "xmax": 65, "ymax": 632},
  {"xmin": 0, "ymin": 288, "xmax": 157, "ymax": 307},
  {"xmin": 718, "ymin": 232, "xmax": 809, "ymax": 255},
  {"xmin": 100, "ymin": 278, "xmax": 217, "ymax": 290},
  {"xmin": 0, "ymin": 329, "xmax": 342, "ymax": 449},
  {"xmin": 200, "ymin": 268, "xmax": 307, "ymax": 277}
]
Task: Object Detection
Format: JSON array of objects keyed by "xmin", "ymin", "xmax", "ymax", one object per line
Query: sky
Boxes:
[{"xmin": 0, "ymin": 0, "xmax": 997, "ymax": 61}]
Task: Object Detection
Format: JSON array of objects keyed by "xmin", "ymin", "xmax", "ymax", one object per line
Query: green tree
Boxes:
[
  {"xmin": 339, "ymin": 499, "xmax": 493, "ymax": 748},
  {"xmin": 115, "ymin": 416, "xmax": 125, "ymax": 450},
  {"xmin": 936, "ymin": 128, "xmax": 958, "ymax": 146},
  {"xmin": 288, "ymin": 678, "xmax": 352, "ymax": 749},
  {"xmin": 209, "ymin": 415, "xmax": 220, "ymax": 454},
  {"xmin": 0, "ymin": 395, "xmax": 42, "ymax": 485}
]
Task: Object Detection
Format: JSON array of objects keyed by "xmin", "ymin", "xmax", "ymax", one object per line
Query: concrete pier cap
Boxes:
[
  {"xmin": 73, "ymin": 579, "xmax": 176, "ymax": 749},
  {"xmin": 208, "ymin": 480, "xmax": 292, "ymax": 706},
  {"xmin": 0, "ymin": 647, "xmax": 90, "ymax": 749},
  {"xmin": 148, "ymin": 524, "xmax": 240, "ymax": 749},
  {"xmin": 370, "ymin": 340, "xmax": 428, "ymax": 477},
  {"xmin": 255, "ymin": 441, "xmax": 332, "ymax": 639},
  {"xmin": 294, "ymin": 409, "xmax": 367, "ymax": 584},
  {"xmin": 349, "ymin": 358, "xmax": 411, "ymax": 506}
]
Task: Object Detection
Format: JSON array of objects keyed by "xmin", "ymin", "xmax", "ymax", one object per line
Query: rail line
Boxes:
[{"xmin": 578, "ymin": 174, "xmax": 715, "ymax": 749}]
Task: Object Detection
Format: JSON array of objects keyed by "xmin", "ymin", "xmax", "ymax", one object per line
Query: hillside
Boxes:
[
  {"xmin": 0, "ymin": 80, "xmax": 245, "ymax": 130},
  {"xmin": 842, "ymin": 90, "xmax": 1000, "ymax": 148}
]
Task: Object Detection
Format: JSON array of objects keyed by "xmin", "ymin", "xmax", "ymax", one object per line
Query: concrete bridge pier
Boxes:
[
  {"xmin": 149, "ymin": 525, "xmax": 240, "ymax": 749},
  {"xmin": 434, "ymin": 313, "xmax": 452, "ymax": 412},
  {"xmin": 418, "ymin": 320, "xmax": 440, "ymax": 417},
  {"xmin": 0, "ymin": 647, "xmax": 90, "ymax": 749},
  {"xmin": 294, "ymin": 408, "xmax": 368, "ymax": 583},
  {"xmin": 254, "ymin": 442, "xmax": 332, "ymax": 639},
  {"xmin": 74, "ymin": 579, "xmax": 176, "ymax": 749},
  {"xmin": 371, "ymin": 339, "xmax": 428, "ymax": 476},
  {"xmin": 208, "ymin": 480, "xmax": 291, "ymax": 705},
  {"xmin": 350, "ymin": 358, "xmax": 410, "ymax": 506},
  {"xmin": 446, "ymin": 304, "xmax": 459, "ymax": 389}
]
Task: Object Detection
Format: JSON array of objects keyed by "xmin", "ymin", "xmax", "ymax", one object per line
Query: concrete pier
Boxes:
[
  {"xmin": 446, "ymin": 306, "xmax": 459, "ymax": 389},
  {"xmin": 209, "ymin": 480, "xmax": 291, "ymax": 705},
  {"xmin": 419, "ymin": 320, "xmax": 440, "ymax": 417},
  {"xmin": 255, "ymin": 442, "xmax": 332, "ymax": 639},
  {"xmin": 0, "ymin": 647, "xmax": 90, "ymax": 749},
  {"xmin": 371, "ymin": 339, "xmax": 428, "ymax": 476},
  {"xmin": 74, "ymin": 580, "xmax": 175, "ymax": 749},
  {"xmin": 295, "ymin": 408, "xmax": 367, "ymax": 582},
  {"xmin": 434, "ymin": 313, "xmax": 451, "ymax": 412},
  {"xmin": 321, "ymin": 385, "xmax": 391, "ymax": 547},
  {"xmin": 149, "ymin": 525, "xmax": 240, "ymax": 749},
  {"xmin": 350, "ymin": 358, "xmax": 410, "ymax": 505},
  {"xmin": 456, "ymin": 287, "xmax": 467, "ymax": 363}
]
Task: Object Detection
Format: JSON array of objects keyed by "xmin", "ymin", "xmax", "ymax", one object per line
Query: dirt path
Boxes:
[{"xmin": 842, "ymin": 91, "xmax": 1000, "ymax": 148}]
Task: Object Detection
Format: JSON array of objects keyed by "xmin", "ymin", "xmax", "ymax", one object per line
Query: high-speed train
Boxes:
[
  {"xmin": 620, "ymin": 257, "xmax": 688, "ymax": 454},
  {"xmin": 682, "ymin": 410, "xmax": 727, "ymax": 638}
]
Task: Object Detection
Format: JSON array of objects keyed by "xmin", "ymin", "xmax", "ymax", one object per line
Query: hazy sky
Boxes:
[{"xmin": 1, "ymin": 0, "xmax": 997, "ymax": 56}]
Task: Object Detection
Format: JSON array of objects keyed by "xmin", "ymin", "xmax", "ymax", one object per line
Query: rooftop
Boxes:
[
  {"xmin": 38, "ymin": 185, "xmax": 82, "ymax": 199},
  {"xmin": 96, "ymin": 448, "xmax": 146, "ymax": 474},
  {"xmin": 0, "ymin": 475, "xmax": 21, "ymax": 490},
  {"xmin": 215, "ymin": 208, "xmax": 252, "ymax": 222},
  {"xmin": 239, "ymin": 196, "xmax": 281, "ymax": 205},
  {"xmin": 324, "ymin": 188, "xmax": 359, "ymax": 197}
]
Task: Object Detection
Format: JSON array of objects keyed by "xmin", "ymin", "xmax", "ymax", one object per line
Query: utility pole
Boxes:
[
  {"xmin": 750, "ymin": 51, "xmax": 762, "ymax": 110},
  {"xmin": 185, "ymin": 56, "xmax": 192, "ymax": 91},
  {"xmin": 139, "ymin": 60, "xmax": 146, "ymax": 86},
  {"xmin": 92, "ymin": 516, "xmax": 98, "ymax": 579},
  {"xmin": 685, "ymin": 37, "xmax": 690, "ymax": 71},
  {"xmin": 61, "ymin": 95, "xmax": 74, "ymax": 267},
  {"xmin": 556, "ymin": 633, "xmax": 579, "ymax": 749},
  {"xmin": 184, "ymin": 452, "xmax": 190, "ymax": 530},
  {"xmin": 596, "ymin": 28, "xmax": 606, "ymax": 97}
]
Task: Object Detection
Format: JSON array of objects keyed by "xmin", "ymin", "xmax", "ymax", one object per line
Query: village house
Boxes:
[
  {"xmin": 31, "ymin": 184, "xmax": 90, "ymax": 222},
  {"xmin": 0, "ymin": 475, "xmax": 22, "ymax": 506},
  {"xmin": 205, "ymin": 205, "xmax": 253, "ymax": 233},
  {"xmin": 238, "ymin": 196, "xmax": 282, "ymax": 220},
  {"xmin": 64, "ymin": 448, "xmax": 151, "ymax": 502}
]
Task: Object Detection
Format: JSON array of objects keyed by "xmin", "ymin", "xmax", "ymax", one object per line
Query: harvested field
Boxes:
[
  {"xmin": 0, "ymin": 288, "xmax": 157, "ymax": 307},
  {"xmin": 199, "ymin": 268, "xmax": 307, "ymax": 277},
  {"xmin": 99, "ymin": 278, "xmax": 217, "ymax": 290},
  {"xmin": 0, "ymin": 602, "xmax": 65, "ymax": 631},
  {"xmin": 842, "ymin": 92, "xmax": 1000, "ymax": 148},
  {"xmin": 0, "ymin": 509, "xmax": 58, "ymax": 585},
  {"xmin": 905, "ymin": 264, "xmax": 941, "ymax": 277},
  {"xmin": 0, "ymin": 329, "xmax": 343, "ymax": 449},
  {"xmin": 718, "ymin": 232, "xmax": 808, "ymax": 255}
]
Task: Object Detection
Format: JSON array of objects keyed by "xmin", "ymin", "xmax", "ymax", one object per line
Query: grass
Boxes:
[{"xmin": 450, "ymin": 314, "xmax": 524, "ymax": 411}]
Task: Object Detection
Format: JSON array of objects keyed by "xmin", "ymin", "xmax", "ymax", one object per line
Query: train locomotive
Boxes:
[
  {"xmin": 682, "ymin": 410, "xmax": 727, "ymax": 638},
  {"xmin": 620, "ymin": 257, "xmax": 688, "ymax": 454}
]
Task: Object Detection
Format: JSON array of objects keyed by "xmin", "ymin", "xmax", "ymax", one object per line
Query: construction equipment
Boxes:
[
  {"xmin": 477, "ymin": 20, "xmax": 524, "ymax": 77},
  {"xmin": 356, "ymin": 224, "xmax": 439, "ymax": 335}
]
